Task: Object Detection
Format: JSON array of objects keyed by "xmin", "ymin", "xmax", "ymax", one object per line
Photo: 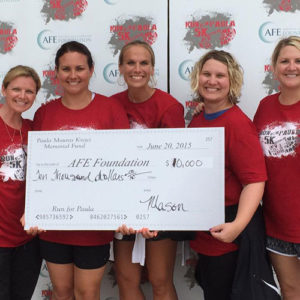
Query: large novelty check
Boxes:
[{"xmin": 25, "ymin": 128, "xmax": 224, "ymax": 230}]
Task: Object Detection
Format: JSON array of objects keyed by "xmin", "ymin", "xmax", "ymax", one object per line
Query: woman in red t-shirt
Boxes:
[
  {"xmin": 0, "ymin": 65, "xmax": 42, "ymax": 300},
  {"xmin": 33, "ymin": 41, "xmax": 129, "ymax": 300},
  {"xmin": 188, "ymin": 50, "xmax": 267, "ymax": 300},
  {"xmin": 253, "ymin": 36, "xmax": 300, "ymax": 300},
  {"xmin": 111, "ymin": 40, "xmax": 185, "ymax": 300}
]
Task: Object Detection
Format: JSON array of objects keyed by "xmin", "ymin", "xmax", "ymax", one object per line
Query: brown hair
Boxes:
[{"xmin": 55, "ymin": 41, "xmax": 94, "ymax": 70}]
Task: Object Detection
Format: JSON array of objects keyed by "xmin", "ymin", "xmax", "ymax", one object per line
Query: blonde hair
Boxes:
[
  {"xmin": 190, "ymin": 50, "xmax": 243, "ymax": 104},
  {"xmin": 271, "ymin": 36, "xmax": 300, "ymax": 68},
  {"xmin": 2, "ymin": 65, "xmax": 41, "ymax": 93},
  {"xmin": 118, "ymin": 40, "xmax": 155, "ymax": 67}
]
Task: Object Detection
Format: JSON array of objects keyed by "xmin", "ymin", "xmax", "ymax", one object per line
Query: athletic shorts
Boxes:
[
  {"xmin": 266, "ymin": 236, "xmax": 300, "ymax": 259},
  {"xmin": 195, "ymin": 250, "xmax": 238, "ymax": 300},
  {"xmin": 40, "ymin": 240, "xmax": 110, "ymax": 269}
]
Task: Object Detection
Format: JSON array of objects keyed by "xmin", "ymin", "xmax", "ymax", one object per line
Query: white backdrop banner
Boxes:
[
  {"xmin": 1, "ymin": 0, "xmax": 299, "ymax": 299},
  {"xmin": 169, "ymin": 0, "xmax": 300, "ymax": 122}
]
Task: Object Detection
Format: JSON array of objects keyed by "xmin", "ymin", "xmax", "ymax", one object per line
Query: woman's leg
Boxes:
[
  {"xmin": 40, "ymin": 240, "xmax": 74, "ymax": 300},
  {"xmin": 74, "ymin": 265, "xmax": 106, "ymax": 300},
  {"xmin": 73, "ymin": 243, "xmax": 110, "ymax": 300},
  {"xmin": 146, "ymin": 239, "xmax": 178, "ymax": 300},
  {"xmin": 114, "ymin": 239, "xmax": 145, "ymax": 300},
  {"xmin": 46, "ymin": 261, "xmax": 74, "ymax": 300},
  {"xmin": 270, "ymin": 252, "xmax": 300, "ymax": 300}
]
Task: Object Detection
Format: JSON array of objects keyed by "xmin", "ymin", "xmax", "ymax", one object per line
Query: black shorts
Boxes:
[
  {"xmin": 266, "ymin": 235, "xmax": 300, "ymax": 259},
  {"xmin": 195, "ymin": 251, "xmax": 238, "ymax": 300},
  {"xmin": 40, "ymin": 240, "xmax": 110, "ymax": 269}
]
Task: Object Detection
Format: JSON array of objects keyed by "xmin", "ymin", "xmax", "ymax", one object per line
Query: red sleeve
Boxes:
[
  {"xmin": 160, "ymin": 102, "xmax": 185, "ymax": 128},
  {"xmin": 253, "ymin": 101, "xmax": 264, "ymax": 130},
  {"xmin": 227, "ymin": 120, "xmax": 267, "ymax": 185}
]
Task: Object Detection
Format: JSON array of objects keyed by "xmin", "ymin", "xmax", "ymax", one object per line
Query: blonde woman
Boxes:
[
  {"xmin": 188, "ymin": 50, "xmax": 267, "ymax": 300},
  {"xmin": 0, "ymin": 65, "xmax": 42, "ymax": 300},
  {"xmin": 254, "ymin": 36, "xmax": 300, "ymax": 300}
]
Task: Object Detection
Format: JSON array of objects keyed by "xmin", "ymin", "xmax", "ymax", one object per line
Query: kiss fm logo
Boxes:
[
  {"xmin": 41, "ymin": 0, "xmax": 88, "ymax": 24},
  {"xmin": 0, "ymin": 21, "xmax": 17, "ymax": 54},
  {"xmin": 108, "ymin": 16, "xmax": 157, "ymax": 56},
  {"xmin": 37, "ymin": 29, "xmax": 92, "ymax": 50},
  {"xmin": 184, "ymin": 12, "xmax": 236, "ymax": 52},
  {"xmin": 178, "ymin": 60, "xmax": 194, "ymax": 81},
  {"xmin": 258, "ymin": 22, "xmax": 300, "ymax": 43}
]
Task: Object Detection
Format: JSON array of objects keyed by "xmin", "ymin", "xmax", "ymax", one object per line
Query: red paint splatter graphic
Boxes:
[
  {"xmin": 42, "ymin": 0, "xmax": 88, "ymax": 23},
  {"xmin": 263, "ymin": 0, "xmax": 300, "ymax": 15},
  {"xmin": 184, "ymin": 13, "xmax": 236, "ymax": 52},
  {"xmin": 42, "ymin": 69, "xmax": 64, "ymax": 102},
  {"xmin": 0, "ymin": 22, "xmax": 18, "ymax": 54},
  {"xmin": 279, "ymin": 0, "xmax": 292, "ymax": 11},
  {"xmin": 108, "ymin": 17, "xmax": 158, "ymax": 56},
  {"xmin": 262, "ymin": 65, "xmax": 280, "ymax": 95}
]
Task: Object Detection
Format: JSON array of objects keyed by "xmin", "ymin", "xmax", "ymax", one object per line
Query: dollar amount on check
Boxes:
[{"xmin": 25, "ymin": 128, "xmax": 224, "ymax": 231}]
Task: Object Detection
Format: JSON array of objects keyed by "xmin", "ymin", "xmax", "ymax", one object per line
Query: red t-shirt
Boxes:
[
  {"xmin": 0, "ymin": 118, "xmax": 33, "ymax": 247},
  {"xmin": 253, "ymin": 93, "xmax": 300, "ymax": 243},
  {"xmin": 111, "ymin": 89, "xmax": 185, "ymax": 128},
  {"xmin": 33, "ymin": 93, "xmax": 129, "ymax": 246},
  {"xmin": 189, "ymin": 105, "xmax": 267, "ymax": 256}
]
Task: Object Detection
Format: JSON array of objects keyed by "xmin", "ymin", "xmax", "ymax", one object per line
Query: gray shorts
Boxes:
[{"xmin": 266, "ymin": 236, "xmax": 300, "ymax": 259}]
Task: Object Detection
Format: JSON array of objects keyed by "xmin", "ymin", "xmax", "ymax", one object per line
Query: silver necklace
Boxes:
[
  {"xmin": 4, "ymin": 122, "xmax": 16, "ymax": 142},
  {"xmin": 19, "ymin": 129, "xmax": 27, "ymax": 158}
]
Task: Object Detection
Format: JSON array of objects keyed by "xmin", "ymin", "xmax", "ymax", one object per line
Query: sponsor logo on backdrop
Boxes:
[
  {"xmin": 103, "ymin": 63, "xmax": 159, "ymax": 85},
  {"xmin": 40, "ymin": 260, "xmax": 50, "ymax": 278},
  {"xmin": 184, "ymin": 12, "xmax": 236, "ymax": 52},
  {"xmin": 41, "ymin": 0, "xmax": 88, "ymax": 24},
  {"xmin": 103, "ymin": 63, "xmax": 119, "ymax": 84},
  {"xmin": 41, "ymin": 67, "xmax": 63, "ymax": 101},
  {"xmin": 0, "ymin": 21, "xmax": 17, "ymax": 54},
  {"xmin": 183, "ymin": 259, "xmax": 199, "ymax": 289},
  {"xmin": 178, "ymin": 60, "xmax": 195, "ymax": 81},
  {"xmin": 41, "ymin": 283, "xmax": 52, "ymax": 299},
  {"xmin": 108, "ymin": 16, "xmax": 157, "ymax": 56},
  {"xmin": 37, "ymin": 29, "xmax": 92, "ymax": 50},
  {"xmin": 104, "ymin": 0, "xmax": 119, "ymax": 4},
  {"xmin": 263, "ymin": 0, "xmax": 300, "ymax": 15},
  {"xmin": 185, "ymin": 100, "xmax": 198, "ymax": 122},
  {"xmin": 262, "ymin": 64, "xmax": 279, "ymax": 95},
  {"xmin": 258, "ymin": 21, "xmax": 300, "ymax": 43}
]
